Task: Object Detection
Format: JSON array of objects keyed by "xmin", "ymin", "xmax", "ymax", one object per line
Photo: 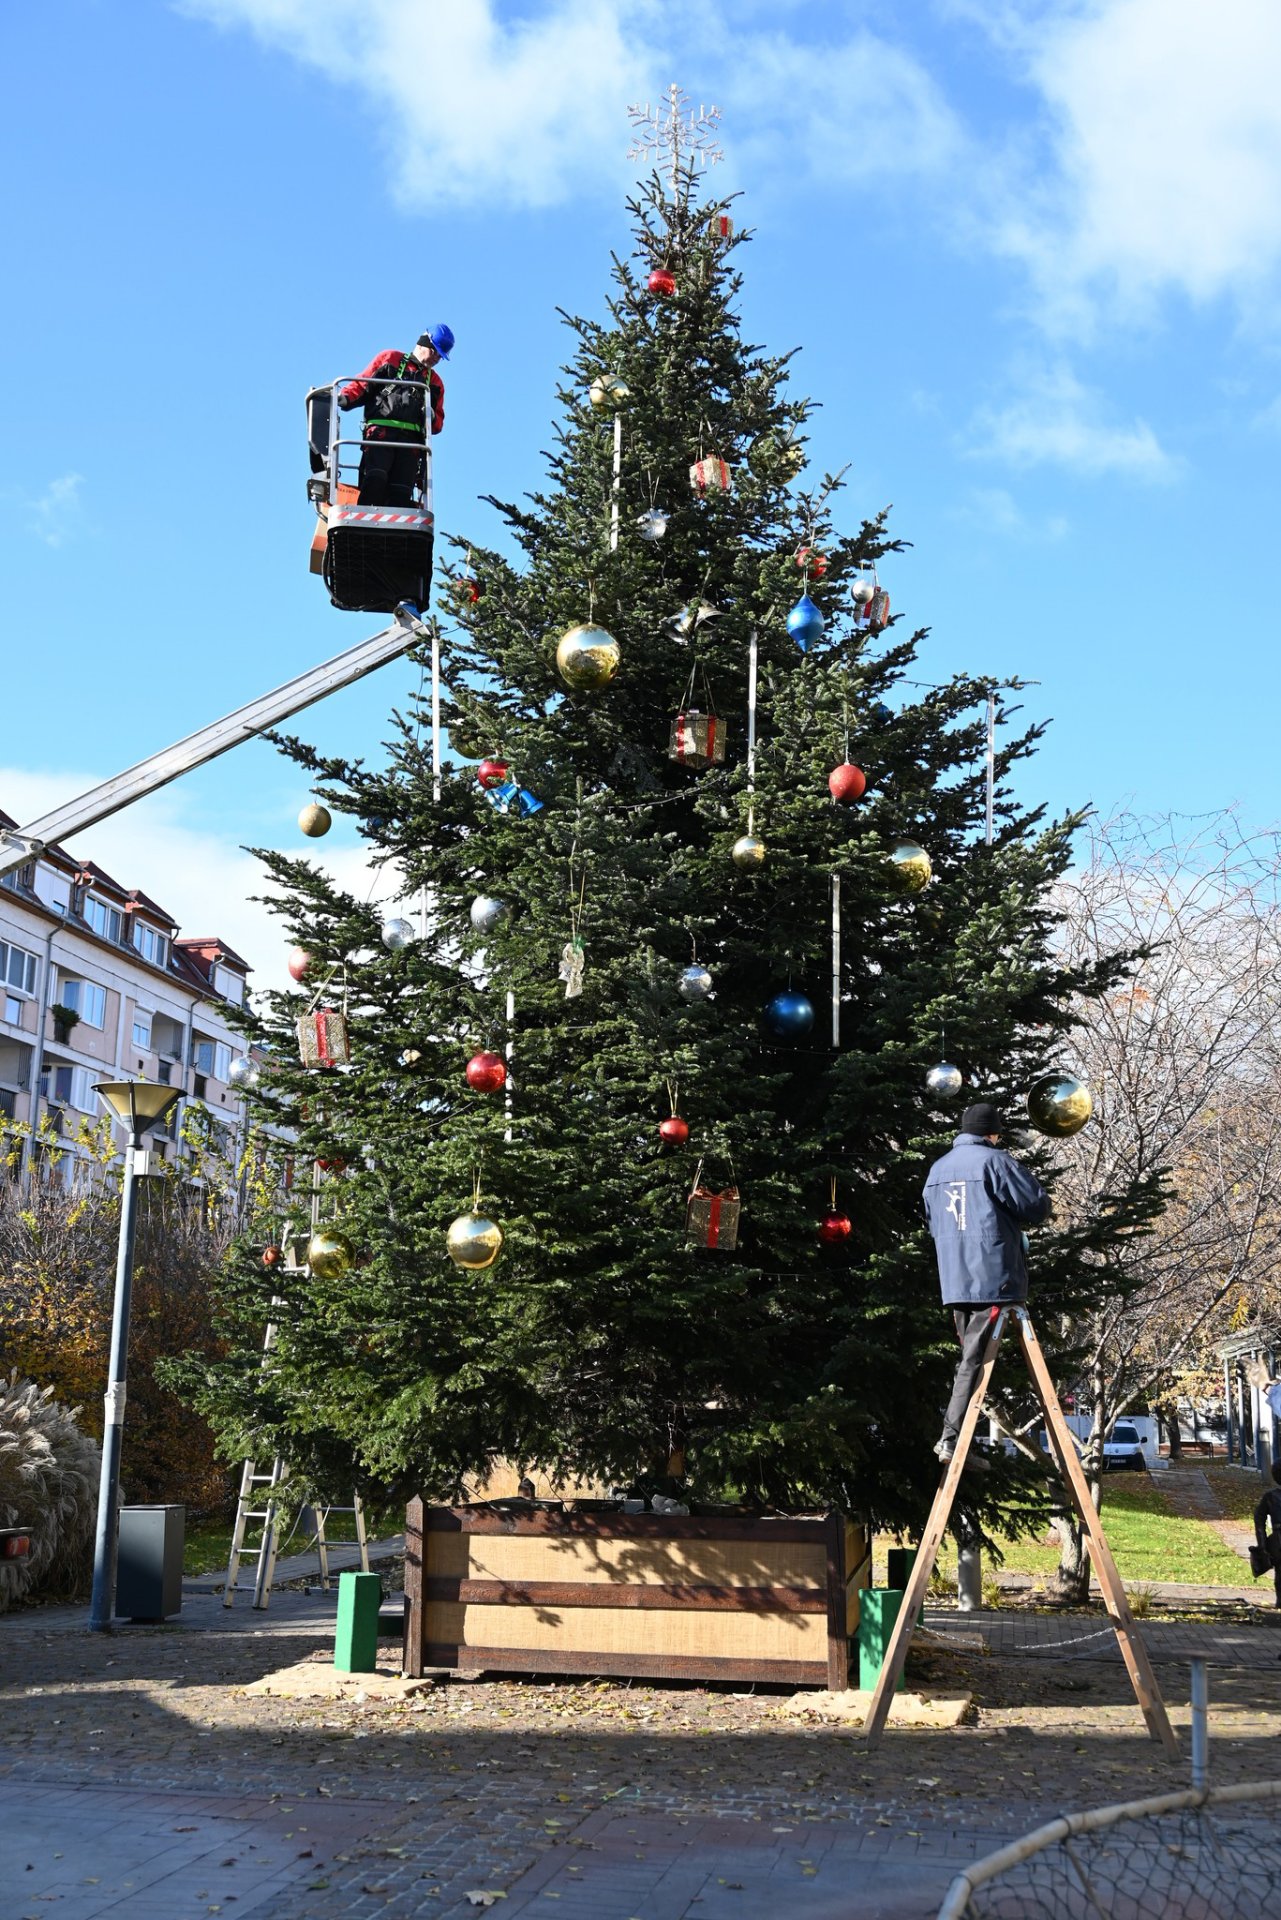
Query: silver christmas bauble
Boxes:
[
  {"xmin": 678, "ymin": 964, "xmax": 714, "ymax": 1002},
  {"xmin": 637, "ymin": 507, "xmax": 670, "ymax": 542},
  {"xmin": 381, "ymin": 917, "xmax": 416, "ymax": 951},
  {"xmin": 731, "ymin": 833, "xmax": 767, "ymax": 870},
  {"xmin": 228, "ymin": 1057, "xmax": 261, "ymax": 1092},
  {"xmin": 446, "ymin": 1211, "xmax": 504, "ymax": 1271},
  {"xmin": 469, "ymin": 894, "xmax": 510, "ymax": 934},
  {"xmin": 1028, "ymin": 1072, "xmax": 1093, "ymax": 1138},
  {"xmin": 926, "ymin": 1061, "xmax": 964, "ymax": 1100},
  {"xmin": 589, "ymin": 373, "xmax": 631, "ymax": 410}
]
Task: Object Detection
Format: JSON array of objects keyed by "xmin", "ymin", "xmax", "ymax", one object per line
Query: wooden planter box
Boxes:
[{"xmin": 404, "ymin": 1501, "xmax": 868, "ymax": 1689}]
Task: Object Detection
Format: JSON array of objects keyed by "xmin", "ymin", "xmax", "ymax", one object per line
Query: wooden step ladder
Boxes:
[
  {"xmin": 223, "ymin": 1204, "xmax": 370, "ymax": 1609},
  {"xmin": 864, "ymin": 1305, "xmax": 1178, "ymax": 1756}
]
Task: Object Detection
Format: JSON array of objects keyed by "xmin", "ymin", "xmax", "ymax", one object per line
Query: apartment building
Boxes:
[{"xmin": 0, "ymin": 806, "xmax": 257, "ymax": 1178}]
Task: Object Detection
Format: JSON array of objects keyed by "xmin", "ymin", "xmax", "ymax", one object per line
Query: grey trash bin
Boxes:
[{"xmin": 116, "ymin": 1504, "xmax": 185, "ymax": 1621}]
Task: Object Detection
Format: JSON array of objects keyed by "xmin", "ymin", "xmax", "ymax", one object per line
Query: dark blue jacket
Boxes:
[{"xmin": 923, "ymin": 1133, "xmax": 1051, "ymax": 1307}]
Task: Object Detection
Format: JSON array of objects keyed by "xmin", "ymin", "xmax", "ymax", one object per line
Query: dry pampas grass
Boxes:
[{"xmin": 0, "ymin": 1370, "xmax": 99, "ymax": 1612}]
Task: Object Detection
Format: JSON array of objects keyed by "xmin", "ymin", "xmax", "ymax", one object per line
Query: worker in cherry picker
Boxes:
[{"xmin": 337, "ymin": 323, "xmax": 453, "ymax": 507}]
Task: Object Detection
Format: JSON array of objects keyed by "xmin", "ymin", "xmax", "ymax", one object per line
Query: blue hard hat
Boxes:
[{"xmin": 423, "ymin": 322, "xmax": 453, "ymax": 361}]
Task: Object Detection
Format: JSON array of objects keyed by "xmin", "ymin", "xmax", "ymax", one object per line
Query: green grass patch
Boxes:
[
  {"xmin": 875, "ymin": 1474, "xmax": 1253, "ymax": 1592},
  {"xmin": 993, "ymin": 1482, "xmax": 1249, "ymax": 1587},
  {"xmin": 183, "ymin": 1507, "xmax": 383, "ymax": 1577}
]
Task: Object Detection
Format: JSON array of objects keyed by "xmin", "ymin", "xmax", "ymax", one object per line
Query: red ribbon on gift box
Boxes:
[
  {"xmin": 706, "ymin": 1192, "xmax": 723, "ymax": 1248},
  {"xmin": 315, "ymin": 1008, "xmax": 336, "ymax": 1067}
]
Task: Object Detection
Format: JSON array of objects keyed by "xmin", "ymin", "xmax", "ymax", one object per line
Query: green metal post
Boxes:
[
  {"xmin": 857, "ymin": 1589, "xmax": 906, "ymax": 1692},
  {"xmin": 334, "ymin": 1569, "xmax": 381, "ymax": 1673}
]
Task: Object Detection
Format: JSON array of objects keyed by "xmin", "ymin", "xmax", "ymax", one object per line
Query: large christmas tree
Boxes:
[{"xmin": 191, "ymin": 129, "xmax": 1159, "ymax": 1533}]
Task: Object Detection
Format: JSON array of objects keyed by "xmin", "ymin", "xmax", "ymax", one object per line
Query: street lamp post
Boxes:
[{"xmin": 88, "ymin": 1080, "xmax": 182, "ymax": 1633}]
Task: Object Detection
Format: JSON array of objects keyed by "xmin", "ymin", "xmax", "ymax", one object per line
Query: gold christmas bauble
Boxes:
[
  {"xmin": 446, "ymin": 1211, "xmax": 504, "ymax": 1270},
  {"xmin": 298, "ymin": 803, "xmax": 332, "ymax": 838},
  {"xmin": 887, "ymin": 840, "xmax": 932, "ymax": 893},
  {"xmin": 588, "ymin": 373, "xmax": 630, "ymax": 410},
  {"xmin": 307, "ymin": 1227, "xmax": 354, "ymax": 1279},
  {"xmin": 731, "ymin": 833, "xmax": 767, "ymax": 869},
  {"xmin": 556, "ymin": 623, "xmax": 621, "ymax": 691},
  {"xmin": 1028, "ymin": 1073, "xmax": 1093, "ymax": 1138}
]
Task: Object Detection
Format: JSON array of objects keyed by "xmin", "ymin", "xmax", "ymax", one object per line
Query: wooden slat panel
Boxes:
[
  {"xmin": 423, "ymin": 1576, "xmax": 827, "ymax": 1613},
  {"xmin": 425, "ymin": 1599, "xmax": 823, "ymax": 1660},
  {"xmin": 421, "ymin": 1643, "xmax": 828, "ymax": 1685},
  {"xmin": 824, "ymin": 1510, "xmax": 849, "ymax": 1691},
  {"xmin": 431, "ymin": 1530, "xmax": 827, "ymax": 1590},
  {"xmin": 424, "ymin": 1507, "xmax": 830, "ymax": 1543},
  {"xmin": 404, "ymin": 1497, "xmax": 424, "ymax": 1679}
]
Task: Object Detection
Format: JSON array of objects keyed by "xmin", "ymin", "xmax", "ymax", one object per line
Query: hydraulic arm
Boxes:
[{"xmin": 0, "ymin": 606, "xmax": 428, "ymax": 878}]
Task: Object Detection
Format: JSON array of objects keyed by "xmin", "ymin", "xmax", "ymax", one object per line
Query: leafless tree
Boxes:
[{"xmin": 1042, "ymin": 809, "xmax": 1281, "ymax": 1599}]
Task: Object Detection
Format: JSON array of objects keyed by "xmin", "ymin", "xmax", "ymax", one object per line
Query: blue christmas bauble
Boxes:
[
  {"xmin": 786, "ymin": 593, "xmax": 825, "ymax": 653},
  {"xmin": 764, "ymin": 990, "xmax": 815, "ymax": 1038}
]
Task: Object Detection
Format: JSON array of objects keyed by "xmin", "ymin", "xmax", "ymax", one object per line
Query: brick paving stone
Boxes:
[{"xmin": 3, "ymin": 1588, "xmax": 1281, "ymax": 1918}]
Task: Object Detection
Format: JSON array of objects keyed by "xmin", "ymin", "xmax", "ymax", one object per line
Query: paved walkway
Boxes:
[{"xmin": 4, "ymin": 1585, "xmax": 1280, "ymax": 1920}]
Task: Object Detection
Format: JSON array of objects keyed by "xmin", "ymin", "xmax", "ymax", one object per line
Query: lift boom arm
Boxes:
[{"xmin": 0, "ymin": 608, "xmax": 426, "ymax": 878}]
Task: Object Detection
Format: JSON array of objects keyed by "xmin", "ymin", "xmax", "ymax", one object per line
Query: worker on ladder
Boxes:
[
  {"xmin": 338, "ymin": 323, "xmax": 453, "ymax": 507},
  {"xmin": 923, "ymin": 1100, "xmax": 1051, "ymax": 1470}
]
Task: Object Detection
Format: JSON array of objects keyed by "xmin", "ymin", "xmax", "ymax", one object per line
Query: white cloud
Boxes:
[
  {"xmin": 0, "ymin": 770, "xmax": 406, "ymax": 999},
  {"xmin": 950, "ymin": 485, "xmax": 1069, "ymax": 541},
  {"xmin": 726, "ymin": 30, "xmax": 963, "ymax": 186},
  {"xmin": 13, "ymin": 473, "xmax": 84, "ymax": 547},
  {"xmin": 966, "ymin": 363, "xmax": 1178, "ymax": 480},
  {"xmin": 179, "ymin": 0, "xmax": 963, "ymax": 211},
  {"xmin": 974, "ymin": 0, "xmax": 1281, "ymax": 329},
  {"xmin": 181, "ymin": 0, "xmax": 651, "ymax": 209}
]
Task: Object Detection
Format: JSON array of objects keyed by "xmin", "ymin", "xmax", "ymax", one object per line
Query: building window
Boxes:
[
  {"xmin": 132, "ymin": 1010, "xmax": 153, "ymax": 1050},
  {"xmin": 216, "ymin": 966, "xmax": 245, "ymax": 1007},
  {"xmin": 193, "ymin": 1039, "xmax": 234, "ymax": 1082},
  {"xmin": 0, "ymin": 940, "xmax": 38, "ymax": 996},
  {"xmin": 4, "ymin": 992, "xmax": 22, "ymax": 1025},
  {"xmin": 58, "ymin": 979, "xmax": 107, "ymax": 1028},
  {"xmin": 83, "ymin": 895, "xmax": 124, "ymax": 943},
  {"xmin": 47, "ymin": 1064, "xmax": 98, "ymax": 1110},
  {"xmin": 133, "ymin": 924, "xmax": 168, "ymax": 967}
]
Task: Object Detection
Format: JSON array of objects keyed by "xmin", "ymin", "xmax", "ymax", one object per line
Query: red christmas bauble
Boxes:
[
  {"xmin": 477, "ymin": 757, "xmax": 509, "ymax": 790},
  {"xmin": 648, "ymin": 267, "xmax": 676, "ymax": 296},
  {"xmin": 659, "ymin": 1115, "xmax": 690, "ymax": 1145},
  {"xmin": 287, "ymin": 946, "xmax": 311, "ymax": 982},
  {"xmin": 466, "ymin": 1049, "xmax": 507, "ymax": 1093},
  {"xmin": 451, "ymin": 575, "xmax": 481, "ymax": 604},
  {"xmin": 828, "ymin": 763, "xmax": 867, "ymax": 804},
  {"xmin": 316, "ymin": 1156, "xmax": 346, "ymax": 1174},
  {"xmin": 796, "ymin": 547, "xmax": 828, "ymax": 577},
  {"xmin": 262, "ymin": 1245, "xmax": 282, "ymax": 1269},
  {"xmin": 818, "ymin": 1210, "xmax": 853, "ymax": 1245}
]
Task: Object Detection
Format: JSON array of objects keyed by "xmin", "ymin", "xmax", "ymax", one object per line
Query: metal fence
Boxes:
[{"xmin": 939, "ymin": 1781, "xmax": 1281, "ymax": 1919}]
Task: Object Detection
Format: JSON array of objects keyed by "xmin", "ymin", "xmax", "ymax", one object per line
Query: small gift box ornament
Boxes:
[
  {"xmin": 689, "ymin": 455, "xmax": 732, "ymax": 495},
  {"xmin": 297, "ymin": 1007, "xmax": 351, "ymax": 1069},
  {"xmin": 686, "ymin": 1177, "xmax": 741, "ymax": 1252},
  {"xmin": 711, "ymin": 211, "xmax": 734, "ymax": 240},
  {"xmin": 668, "ymin": 707, "xmax": 725, "ymax": 768},
  {"xmin": 866, "ymin": 586, "xmax": 892, "ymax": 632}
]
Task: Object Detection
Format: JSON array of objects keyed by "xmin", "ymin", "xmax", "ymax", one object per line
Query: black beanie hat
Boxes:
[{"xmin": 962, "ymin": 1101, "xmax": 1001, "ymax": 1137}]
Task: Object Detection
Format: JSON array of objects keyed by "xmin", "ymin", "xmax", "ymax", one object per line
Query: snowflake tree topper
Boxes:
[{"xmin": 627, "ymin": 84, "xmax": 724, "ymax": 201}]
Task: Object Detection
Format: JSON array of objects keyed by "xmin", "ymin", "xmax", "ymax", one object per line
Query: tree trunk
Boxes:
[
  {"xmin": 1162, "ymin": 1403, "xmax": 1183, "ymax": 1460},
  {"xmin": 1047, "ymin": 1368, "xmax": 1106, "ymax": 1606}
]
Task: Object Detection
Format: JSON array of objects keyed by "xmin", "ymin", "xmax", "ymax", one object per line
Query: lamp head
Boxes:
[{"xmin": 94, "ymin": 1080, "xmax": 182, "ymax": 1139}]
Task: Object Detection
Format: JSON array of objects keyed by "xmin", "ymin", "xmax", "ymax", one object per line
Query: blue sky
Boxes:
[{"xmin": 3, "ymin": 0, "xmax": 1280, "ymax": 988}]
